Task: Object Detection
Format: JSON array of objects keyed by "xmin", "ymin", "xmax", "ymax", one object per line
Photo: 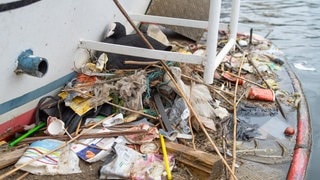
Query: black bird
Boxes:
[{"xmin": 96, "ymin": 22, "xmax": 172, "ymax": 69}]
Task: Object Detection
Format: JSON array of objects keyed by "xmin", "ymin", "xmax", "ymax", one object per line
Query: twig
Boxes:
[
  {"xmin": 124, "ymin": 60, "xmax": 159, "ymax": 65},
  {"xmin": 236, "ymin": 91, "xmax": 246, "ymax": 106},
  {"xmin": 16, "ymin": 172, "xmax": 29, "ymax": 180},
  {"xmin": 188, "ymin": 80, "xmax": 196, "ymax": 150},
  {"xmin": 75, "ymin": 117, "xmax": 82, "ymax": 135},
  {"xmin": 181, "ymin": 74, "xmax": 234, "ymax": 106},
  {"xmin": 222, "ymin": 129, "xmax": 229, "ymax": 179},
  {"xmin": 151, "ymin": 101, "xmax": 165, "ymax": 130},
  {"xmin": 247, "ymin": 54, "xmax": 287, "ymax": 119},
  {"xmin": 223, "ymin": 71, "xmax": 265, "ymax": 89},
  {"xmin": 213, "ymin": 89, "xmax": 234, "ymax": 106},
  {"xmin": 20, "ymin": 129, "xmax": 146, "ymax": 144},
  {"xmin": 104, "ymin": 101, "xmax": 158, "ymax": 120},
  {"xmin": 231, "ymin": 53, "xmax": 246, "ymax": 179}
]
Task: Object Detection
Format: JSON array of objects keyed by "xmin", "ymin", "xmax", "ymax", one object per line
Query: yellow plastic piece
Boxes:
[{"xmin": 160, "ymin": 134, "xmax": 172, "ymax": 180}]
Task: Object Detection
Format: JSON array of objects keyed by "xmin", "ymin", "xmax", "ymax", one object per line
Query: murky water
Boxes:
[{"xmin": 222, "ymin": 1, "xmax": 320, "ymax": 179}]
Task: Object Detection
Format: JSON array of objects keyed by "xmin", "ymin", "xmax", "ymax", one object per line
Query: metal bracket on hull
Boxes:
[
  {"xmin": 79, "ymin": 40, "xmax": 204, "ymax": 64},
  {"xmin": 14, "ymin": 49, "xmax": 48, "ymax": 78}
]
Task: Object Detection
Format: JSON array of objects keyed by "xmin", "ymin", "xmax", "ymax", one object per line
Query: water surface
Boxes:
[{"xmin": 222, "ymin": 1, "xmax": 320, "ymax": 179}]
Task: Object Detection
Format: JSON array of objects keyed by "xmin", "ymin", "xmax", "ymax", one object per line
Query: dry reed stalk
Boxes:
[
  {"xmin": 231, "ymin": 53, "xmax": 246, "ymax": 179},
  {"xmin": 188, "ymin": 80, "xmax": 196, "ymax": 150},
  {"xmin": 223, "ymin": 71, "xmax": 265, "ymax": 88},
  {"xmin": 247, "ymin": 54, "xmax": 286, "ymax": 119},
  {"xmin": 16, "ymin": 172, "xmax": 29, "ymax": 180},
  {"xmin": 104, "ymin": 101, "xmax": 158, "ymax": 120},
  {"xmin": 181, "ymin": 74, "xmax": 234, "ymax": 105}
]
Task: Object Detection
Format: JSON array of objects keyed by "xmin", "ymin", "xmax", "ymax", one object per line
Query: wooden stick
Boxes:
[
  {"xmin": 20, "ymin": 129, "xmax": 147, "ymax": 144},
  {"xmin": 75, "ymin": 117, "xmax": 82, "ymax": 135},
  {"xmin": 212, "ymin": 89, "xmax": 234, "ymax": 106},
  {"xmin": 231, "ymin": 53, "xmax": 246, "ymax": 179},
  {"xmin": 0, "ymin": 114, "xmax": 116, "ymax": 179},
  {"xmin": 236, "ymin": 91, "xmax": 246, "ymax": 106},
  {"xmin": 181, "ymin": 74, "xmax": 234, "ymax": 105},
  {"xmin": 16, "ymin": 172, "xmax": 29, "ymax": 180},
  {"xmin": 124, "ymin": 60, "xmax": 159, "ymax": 65},
  {"xmin": 247, "ymin": 54, "xmax": 287, "ymax": 119},
  {"xmin": 188, "ymin": 80, "xmax": 196, "ymax": 150},
  {"xmin": 181, "ymin": 74, "xmax": 234, "ymax": 97},
  {"xmin": 104, "ymin": 101, "xmax": 158, "ymax": 120},
  {"xmin": 113, "ymin": 1, "xmax": 237, "ymax": 179},
  {"xmin": 151, "ymin": 101, "xmax": 165, "ymax": 130},
  {"xmin": 223, "ymin": 71, "xmax": 265, "ymax": 88}
]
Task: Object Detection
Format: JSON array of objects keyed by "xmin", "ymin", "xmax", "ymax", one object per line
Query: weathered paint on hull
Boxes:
[{"xmin": 287, "ymin": 66, "xmax": 311, "ymax": 180}]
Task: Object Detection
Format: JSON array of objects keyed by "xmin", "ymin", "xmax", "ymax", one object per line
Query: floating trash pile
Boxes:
[{"xmin": 0, "ymin": 23, "xmax": 300, "ymax": 180}]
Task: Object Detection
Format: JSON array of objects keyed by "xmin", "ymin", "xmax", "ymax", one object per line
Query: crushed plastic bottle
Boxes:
[{"xmin": 167, "ymin": 98, "xmax": 190, "ymax": 134}]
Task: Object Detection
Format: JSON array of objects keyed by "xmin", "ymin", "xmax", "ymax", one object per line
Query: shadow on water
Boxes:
[{"xmin": 222, "ymin": 0, "xmax": 320, "ymax": 179}]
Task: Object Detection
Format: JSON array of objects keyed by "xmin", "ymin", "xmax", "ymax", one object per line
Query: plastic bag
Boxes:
[{"xmin": 15, "ymin": 139, "xmax": 81, "ymax": 175}]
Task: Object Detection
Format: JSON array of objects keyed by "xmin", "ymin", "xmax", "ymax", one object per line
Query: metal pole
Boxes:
[
  {"xmin": 214, "ymin": 38, "xmax": 236, "ymax": 70},
  {"xmin": 204, "ymin": 0, "xmax": 221, "ymax": 84},
  {"xmin": 230, "ymin": 0, "xmax": 240, "ymax": 39}
]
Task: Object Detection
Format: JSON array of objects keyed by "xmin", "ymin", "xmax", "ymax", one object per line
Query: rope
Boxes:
[{"xmin": 145, "ymin": 70, "xmax": 164, "ymax": 100}]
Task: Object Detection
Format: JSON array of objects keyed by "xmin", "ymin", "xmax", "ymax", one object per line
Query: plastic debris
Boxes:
[
  {"xmin": 284, "ymin": 127, "xmax": 295, "ymax": 136},
  {"xmin": 99, "ymin": 143, "xmax": 142, "ymax": 179},
  {"xmin": 242, "ymin": 63, "xmax": 254, "ymax": 73},
  {"xmin": 15, "ymin": 139, "xmax": 81, "ymax": 175},
  {"xmin": 131, "ymin": 154, "xmax": 174, "ymax": 179},
  {"xmin": 46, "ymin": 116, "xmax": 65, "ymax": 136},
  {"xmin": 238, "ymin": 39, "xmax": 248, "ymax": 47},
  {"xmin": 167, "ymin": 97, "xmax": 190, "ymax": 134},
  {"xmin": 164, "ymin": 66, "xmax": 216, "ymax": 130},
  {"xmin": 247, "ymin": 87, "xmax": 275, "ymax": 102},
  {"xmin": 228, "ymin": 118, "xmax": 260, "ymax": 141},
  {"xmin": 59, "ymin": 91, "xmax": 93, "ymax": 116},
  {"xmin": 213, "ymin": 106, "xmax": 229, "ymax": 120},
  {"xmin": 102, "ymin": 113, "xmax": 124, "ymax": 127},
  {"xmin": 147, "ymin": 24, "xmax": 170, "ymax": 46},
  {"xmin": 263, "ymin": 79, "xmax": 279, "ymax": 90},
  {"xmin": 222, "ymin": 71, "xmax": 245, "ymax": 85},
  {"xmin": 124, "ymin": 124, "xmax": 159, "ymax": 144},
  {"xmin": 96, "ymin": 53, "xmax": 108, "ymax": 71},
  {"xmin": 140, "ymin": 142, "xmax": 159, "ymax": 154},
  {"xmin": 71, "ymin": 129, "xmax": 117, "ymax": 163}
]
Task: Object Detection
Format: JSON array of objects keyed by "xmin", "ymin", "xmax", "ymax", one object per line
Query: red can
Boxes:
[
  {"xmin": 247, "ymin": 87, "xmax": 275, "ymax": 102},
  {"xmin": 222, "ymin": 72, "xmax": 245, "ymax": 85}
]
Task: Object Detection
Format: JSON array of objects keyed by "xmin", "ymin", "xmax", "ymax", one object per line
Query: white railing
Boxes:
[{"xmin": 79, "ymin": 0, "xmax": 240, "ymax": 84}]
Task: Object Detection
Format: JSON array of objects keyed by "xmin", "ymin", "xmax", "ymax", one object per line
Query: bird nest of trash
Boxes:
[{"xmin": 0, "ymin": 23, "xmax": 300, "ymax": 180}]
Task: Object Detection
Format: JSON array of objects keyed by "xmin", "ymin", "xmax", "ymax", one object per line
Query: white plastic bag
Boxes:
[
  {"xmin": 99, "ymin": 143, "xmax": 142, "ymax": 179},
  {"xmin": 15, "ymin": 139, "xmax": 81, "ymax": 175}
]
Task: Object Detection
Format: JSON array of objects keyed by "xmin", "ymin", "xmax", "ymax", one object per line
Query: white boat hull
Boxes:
[{"xmin": 0, "ymin": 0, "xmax": 150, "ymax": 135}]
